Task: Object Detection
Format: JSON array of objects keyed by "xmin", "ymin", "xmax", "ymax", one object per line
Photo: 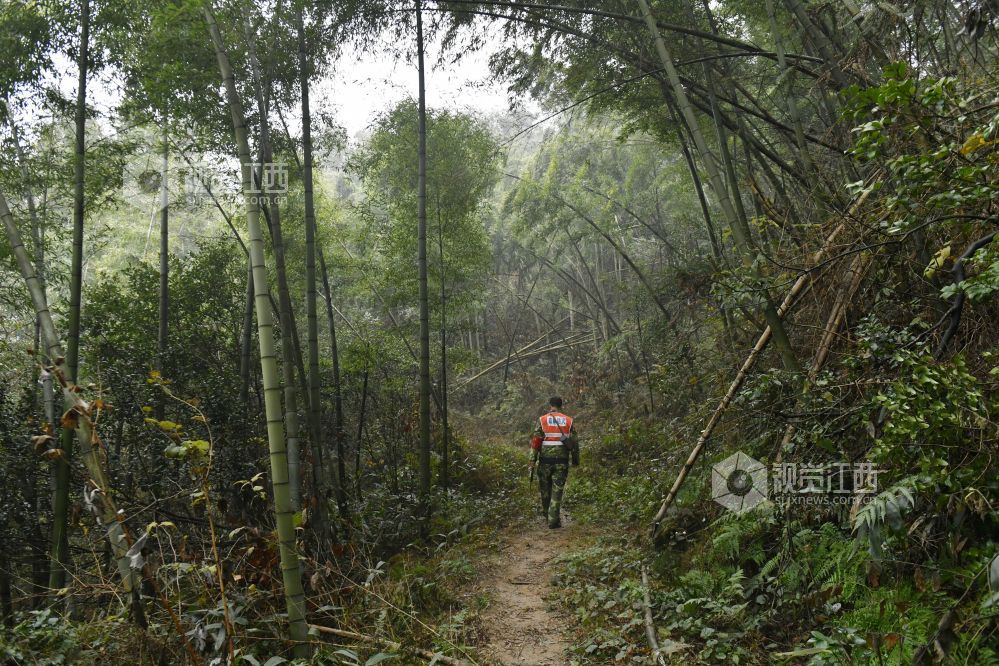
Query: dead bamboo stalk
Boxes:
[
  {"xmin": 650, "ymin": 187, "xmax": 873, "ymax": 536},
  {"xmin": 309, "ymin": 624, "xmax": 472, "ymax": 665},
  {"xmin": 454, "ymin": 324, "xmax": 584, "ymax": 389}
]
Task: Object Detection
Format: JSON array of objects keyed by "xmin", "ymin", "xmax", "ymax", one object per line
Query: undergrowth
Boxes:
[
  {"xmin": 547, "ymin": 409, "xmax": 999, "ymax": 665},
  {"xmin": 0, "ymin": 436, "xmax": 531, "ymax": 666}
]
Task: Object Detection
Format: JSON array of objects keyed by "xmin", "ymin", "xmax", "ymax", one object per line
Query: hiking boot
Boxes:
[{"xmin": 548, "ymin": 519, "xmax": 562, "ymax": 529}]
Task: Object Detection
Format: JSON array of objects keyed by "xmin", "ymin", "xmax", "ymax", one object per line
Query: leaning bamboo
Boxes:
[
  {"xmin": 1, "ymin": 188, "xmax": 141, "ymax": 604},
  {"xmin": 776, "ymin": 252, "xmax": 871, "ymax": 453},
  {"xmin": 455, "ymin": 323, "xmax": 575, "ymax": 388},
  {"xmin": 204, "ymin": 5, "xmax": 309, "ymax": 654},
  {"xmin": 636, "ymin": 0, "xmax": 800, "ymax": 373},
  {"xmin": 649, "ymin": 183, "xmax": 872, "ymax": 535}
]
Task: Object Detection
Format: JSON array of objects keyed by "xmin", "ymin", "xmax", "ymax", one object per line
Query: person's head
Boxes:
[{"xmin": 548, "ymin": 396, "xmax": 563, "ymax": 410}]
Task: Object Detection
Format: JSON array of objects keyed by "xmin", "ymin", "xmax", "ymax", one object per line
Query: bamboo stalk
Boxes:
[
  {"xmin": 776, "ymin": 252, "xmax": 871, "ymax": 452},
  {"xmin": 454, "ymin": 325, "xmax": 583, "ymax": 389},
  {"xmin": 1, "ymin": 187, "xmax": 141, "ymax": 607},
  {"xmin": 204, "ymin": 5, "xmax": 309, "ymax": 654}
]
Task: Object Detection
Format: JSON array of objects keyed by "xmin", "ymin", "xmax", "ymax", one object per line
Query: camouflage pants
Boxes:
[{"xmin": 537, "ymin": 461, "xmax": 569, "ymax": 527}]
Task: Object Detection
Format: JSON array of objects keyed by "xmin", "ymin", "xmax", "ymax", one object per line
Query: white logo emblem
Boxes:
[{"xmin": 712, "ymin": 451, "xmax": 768, "ymax": 513}]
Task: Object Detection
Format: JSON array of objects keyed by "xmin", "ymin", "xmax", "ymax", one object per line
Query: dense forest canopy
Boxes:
[{"xmin": 1, "ymin": 0, "xmax": 997, "ymax": 664}]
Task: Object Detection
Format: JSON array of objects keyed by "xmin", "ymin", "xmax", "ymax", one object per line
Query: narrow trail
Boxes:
[{"xmin": 476, "ymin": 512, "xmax": 576, "ymax": 666}]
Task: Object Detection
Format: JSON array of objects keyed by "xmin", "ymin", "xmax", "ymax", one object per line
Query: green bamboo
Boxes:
[
  {"xmin": 243, "ymin": 15, "xmax": 303, "ymax": 510},
  {"xmin": 636, "ymin": 0, "xmax": 800, "ymax": 373},
  {"xmin": 204, "ymin": 6, "xmax": 309, "ymax": 655},
  {"xmin": 298, "ymin": 8, "xmax": 340, "ymax": 537},
  {"xmin": 415, "ymin": 0, "xmax": 432, "ymax": 533},
  {"xmin": 156, "ymin": 121, "xmax": 169, "ymax": 420},
  {"xmin": 49, "ymin": 0, "xmax": 90, "ymax": 591}
]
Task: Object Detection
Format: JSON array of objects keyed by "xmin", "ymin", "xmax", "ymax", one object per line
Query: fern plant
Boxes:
[{"xmin": 852, "ymin": 477, "xmax": 920, "ymax": 562}]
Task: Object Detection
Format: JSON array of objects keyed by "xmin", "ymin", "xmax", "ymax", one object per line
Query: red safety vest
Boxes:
[{"xmin": 539, "ymin": 411, "xmax": 573, "ymax": 447}]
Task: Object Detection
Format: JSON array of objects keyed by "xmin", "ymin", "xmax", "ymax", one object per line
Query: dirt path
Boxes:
[{"xmin": 476, "ymin": 513, "xmax": 575, "ymax": 666}]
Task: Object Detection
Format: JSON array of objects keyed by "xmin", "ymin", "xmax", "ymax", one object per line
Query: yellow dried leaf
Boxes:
[
  {"xmin": 924, "ymin": 244, "xmax": 951, "ymax": 279},
  {"xmin": 960, "ymin": 133, "xmax": 986, "ymax": 155}
]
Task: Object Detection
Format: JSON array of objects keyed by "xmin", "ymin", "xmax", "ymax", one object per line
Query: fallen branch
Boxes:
[
  {"xmin": 640, "ymin": 565, "xmax": 661, "ymax": 663},
  {"xmin": 309, "ymin": 624, "xmax": 472, "ymax": 665}
]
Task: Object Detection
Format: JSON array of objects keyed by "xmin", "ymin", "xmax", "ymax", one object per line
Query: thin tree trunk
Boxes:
[
  {"xmin": 782, "ymin": 0, "xmax": 849, "ymax": 87},
  {"xmin": 297, "ymin": 9, "xmax": 335, "ymax": 542},
  {"xmin": 640, "ymin": 565, "xmax": 661, "ymax": 663},
  {"xmin": 355, "ymin": 365, "xmax": 369, "ymax": 499},
  {"xmin": 49, "ymin": 0, "xmax": 90, "ymax": 592},
  {"xmin": 204, "ymin": 7, "xmax": 309, "ymax": 654},
  {"xmin": 764, "ymin": 0, "xmax": 814, "ymax": 176},
  {"xmin": 156, "ymin": 122, "xmax": 169, "ymax": 420},
  {"xmin": 318, "ymin": 246, "xmax": 349, "ymax": 521},
  {"xmin": 239, "ymin": 257, "xmax": 254, "ymax": 411},
  {"xmin": 437, "ymin": 206, "xmax": 449, "ymax": 490},
  {"xmin": 243, "ymin": 16, "xmax": 302, "ymax": 510},
  {"xmin": 415, "ymin": 0, "xmax": 432, "ymax": 534}
]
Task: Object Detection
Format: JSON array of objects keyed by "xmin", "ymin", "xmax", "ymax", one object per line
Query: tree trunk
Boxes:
[
  {"xmin": 243, "ymin": 16, "xmax": 302, "ymax": 510},
  {"xmin": 297, "ymin": 9, "xmax": 336, "ymax": 542},
  {"xmin": 318, "ymin": 247, "xmax": 349, "ymax": 521},
  {"xmin": 764, "ymin": 0, "xmax": 814, "ymax": 176},
  {"xmin": 438, "ymin": 208, "xmax": 449, "ymax": 490},
  {"xmin": 204, "ymin": 7, "xmax": 309, "ymax": 654},
  {"xmin": 355, "ymin": 365, "xmax": 369, "ymax": 499},
  {"xmin": 156, "ymin": 122, "xmax": 169, "ymax": 421},
  {"xmin": 782, "ymin": 0, "xmax": 849, "ymax": 87},
  {"xmin": 415, "ymin": 0, "xmax": 432, "ymax": 534},
  {"xmin": 49, "ymin": 0, "xmax": 90, "ymax": 592}
]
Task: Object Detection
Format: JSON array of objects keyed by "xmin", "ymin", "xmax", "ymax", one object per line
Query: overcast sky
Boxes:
[
  {"xmin": 319, "ymin": 27, "xmax": 532, "ymax": 141},
  {"xmin": 36, "ymin": 21, "xmax": 535, "ymax": 148}
]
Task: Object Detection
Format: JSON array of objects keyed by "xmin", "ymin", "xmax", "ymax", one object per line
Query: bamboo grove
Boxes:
[{"xmin": 1, "ymin": 0, "xmax": 997, "ymax": 664}]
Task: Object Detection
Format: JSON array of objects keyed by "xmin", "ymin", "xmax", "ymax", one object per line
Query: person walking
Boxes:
[{"xmin": 530, "ymin": 396, "xmax": 579, "ymax": 528}]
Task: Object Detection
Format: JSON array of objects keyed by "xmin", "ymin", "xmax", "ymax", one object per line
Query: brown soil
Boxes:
[{"xmin": 476, "ymin": 513, "xmax": 575, "ymax": 666}]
